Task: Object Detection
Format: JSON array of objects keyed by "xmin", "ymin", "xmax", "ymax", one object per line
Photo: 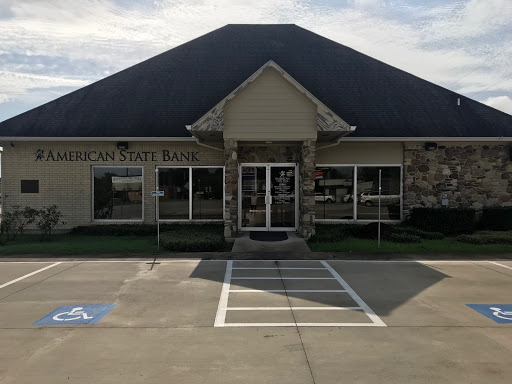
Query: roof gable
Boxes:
[{"xmin": 188, "ymin": 60, "xmax": 355, "ymax": 142}]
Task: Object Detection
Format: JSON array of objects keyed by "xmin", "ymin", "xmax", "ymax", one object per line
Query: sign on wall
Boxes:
[{"xmin": 34, "ymin": 149, "xmax": 199, "ymax": 162}]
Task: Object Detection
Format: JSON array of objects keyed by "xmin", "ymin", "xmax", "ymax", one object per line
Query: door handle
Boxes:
[{"xmin": 265, "ymin": 195, "xmax": 272, "ymax": 205}]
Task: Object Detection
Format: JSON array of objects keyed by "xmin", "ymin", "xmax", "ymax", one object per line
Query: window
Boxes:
[
  {"xmin": 192, "ymin": 168, "xmax": 224, "ymax": 219},
  {"xmin": 157, "ymin": 167, "xmax": 224, "ymax": 221},
  {"xmin": 315, "ymin": 165, "xmax": 402, "ymax": 222},
  {"xmin": 314, "ymin": 167, "xmax": 354, "ymax": 219},
  {"xmin": 21, "ymin": 180, "xmax": 39, "ymax": 193},
  {"xmin": 356, "ymin": 167, "xmax": 401, "ymax": 221},
  {"xmin": 158, "ymin": 168, "xmax": 190, "ymax": 220},
  {"xmin": 93, "ymin": 167, "xmax": 143, "ymax": 220}
]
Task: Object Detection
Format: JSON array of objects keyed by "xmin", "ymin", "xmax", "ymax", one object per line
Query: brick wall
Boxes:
[{"xmin": 1, "ymin": 141, "xmax": 223, "ymax": 229}]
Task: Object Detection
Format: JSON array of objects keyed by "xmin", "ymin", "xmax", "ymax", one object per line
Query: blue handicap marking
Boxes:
[
  {"xmin": 33, "ymin": 304, "xmax": 116, "ymax": 325},
  {"xmin": 467, "ymin": 304, "xmax": 512, "ymax": 324}
]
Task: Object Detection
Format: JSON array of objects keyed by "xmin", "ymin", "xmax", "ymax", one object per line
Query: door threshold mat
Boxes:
[{"xmin": 250, "ymin": 232, "xmax": 288, "ymax": 242}]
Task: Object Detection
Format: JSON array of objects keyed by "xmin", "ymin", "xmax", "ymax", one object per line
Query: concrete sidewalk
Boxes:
[{"xmin": 231, "ymin": 231, "xmax": 311, "ymax": 253}]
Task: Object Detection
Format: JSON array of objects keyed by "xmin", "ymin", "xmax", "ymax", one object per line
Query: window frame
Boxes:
[
  {"xmin": 156, "ymin": 165, "xmax": 225, "ymax": 222},
  {"xmin": 91, "ymin": 165, "xmax": 144, "ymax": 223},
  {"xmin": 314, "ymin": 164, "xmax": 403, "ymax": 223}
]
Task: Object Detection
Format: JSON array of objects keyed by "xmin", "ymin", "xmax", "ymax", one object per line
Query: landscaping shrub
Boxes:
[
  {"xmin": 36, "ymin": 205, "xmax": 63, "ymax": 240},
  {"xmin": 389, "ymin": 233, "xmax": 422, "ymax": 243},
  {"xmin": 71, "ymin": 223, "xmax": 224, "ymax": 237},
  {"xmin": 408, "ymin": 208, "xmax": 476, "ymax": 235},
  {"xmin": 357, "ymin": 222, "xmax": 394, "ymax": 240},
  {"xmin": 393, "ymin": 226, "xmax": 444, "ymax": 240},
  {"xmin": 456, "ymin": 231, "xmax": 512, "ymax": 245},
  {"xmin": 478, "ymin": 207, "xmax": 512, "ymax": 231},
  {"xmin": 159, "ymin": 227, "xmax": 225, "ymax": 252},
  {"xmin": 0, "ymin": 205, "xmax": 39, "ymax": 241},
  {"xmin": 309, "ymin": 224, "xmax": 362, "ymax": 243}
]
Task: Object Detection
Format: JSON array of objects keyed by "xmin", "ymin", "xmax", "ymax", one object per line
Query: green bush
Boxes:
[
  {"xmin": 389, "ymin": 233, "xmax": 422, "ymax": 243},
  {"xmin": 160, "ymin": 228, "xmax": 225, "ymax": 252},
  {"xmin": 71, "ymin": 223, "xmax": 224, "ymax": 237},
  {"xmin": 408, "ymin": 208, "xmax": 476, "ymax": 235},
  {"xmin": 478, "ymin": 207, "xmax": 512, "ymax": 231},
  {"xmin": 456, "ymin": 231, "xmax": 512, "ymax": 245},
  {"xmin": 309, "ymin": 224, "xmax": 362, "ymax": 243},
  {"xmin": 393, "ymin": 226, "xmax": 444, "ymax": 240}
]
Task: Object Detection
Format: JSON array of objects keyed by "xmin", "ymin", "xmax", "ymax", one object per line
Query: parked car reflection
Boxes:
[{"xmin": 358, "ymin": 191, "xmax": 400, "ymax": 206}]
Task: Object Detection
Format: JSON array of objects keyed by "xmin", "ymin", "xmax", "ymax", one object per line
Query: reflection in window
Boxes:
[
  {"xmin": 356, "ymin": 167, "xmax": 401, "ymax": 220},
  {"xmin": 314, "ymin": 166, "xmax": 354, "ymax": 220},
  {"xmin": 158, "ymin": 167, "xmax": 224, "ymax": 220},
  {"xmin": 93, "ymin": 167, "xmax": 143, "ymax": 220},
  {"xmin": 192, "ymin": 168, "xmax": 223, "ymax": 219},
  {"xmin": 158, "ymin": 168, "xmax": 190, "ymax": 220}
]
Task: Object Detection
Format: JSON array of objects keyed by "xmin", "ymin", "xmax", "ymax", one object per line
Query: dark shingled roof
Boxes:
[{"xmin": 1, "ymin": 24, "xmax": 511, "ymax": 138}]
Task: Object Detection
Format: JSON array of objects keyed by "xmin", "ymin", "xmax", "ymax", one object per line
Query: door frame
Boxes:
[{"xmin": 238, "ymin": 163, "xmax": 299, "ymax": 232}]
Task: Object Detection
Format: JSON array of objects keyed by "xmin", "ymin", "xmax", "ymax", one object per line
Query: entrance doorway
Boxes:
[{"xmin": 239, "ymin": 163, "xmax": 298, "ymax": 231}]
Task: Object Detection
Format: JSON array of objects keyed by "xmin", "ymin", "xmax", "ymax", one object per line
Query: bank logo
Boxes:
[{"xmin": 34, "ymin": 149, "xmax": 44, "ymax": 161}]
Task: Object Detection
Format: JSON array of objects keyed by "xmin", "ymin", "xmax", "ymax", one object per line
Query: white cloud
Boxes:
[
  {"xmin": 0, "ymin": 93, "xmax": 11, "ymax": 104},
  {"xmin": 0, "ymin": 0, "xmax": 511, "ymax": 121},
  {"xmin": 484, "ymin": 95, "xmax": 512, "ymax": 116}
]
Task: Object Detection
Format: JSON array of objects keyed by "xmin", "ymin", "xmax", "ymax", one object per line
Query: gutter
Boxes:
[
  {"xmin": 316, "ymin": 126, "xmax": 357, "ymax": 151},
  {"xmin": 185, "ymin": 125, "xmax": 224, "ymax": 152},
  {"xmin": 0, "ymin": 136, "xmax": 197, "ymax": 143}
]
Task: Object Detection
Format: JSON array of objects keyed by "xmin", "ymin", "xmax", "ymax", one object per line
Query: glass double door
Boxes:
[{"xmin": 240, "ymin": 163, "xmax": 298, "ymax": 231}]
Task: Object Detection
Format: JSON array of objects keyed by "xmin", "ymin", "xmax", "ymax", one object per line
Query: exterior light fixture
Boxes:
[{"xmin": 117, "ymin": 142, "xmax": 129, "ymax": 150}]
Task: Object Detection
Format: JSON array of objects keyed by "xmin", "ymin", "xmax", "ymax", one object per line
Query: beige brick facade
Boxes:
[{"xmin": 1, "ymin": 141, "xmax": 223, "ymax": 229}]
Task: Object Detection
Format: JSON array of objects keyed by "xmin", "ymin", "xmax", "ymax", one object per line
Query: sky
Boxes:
[{"xmin": 0, "ymin": 0, "xmax": 511, "ymax": 124}]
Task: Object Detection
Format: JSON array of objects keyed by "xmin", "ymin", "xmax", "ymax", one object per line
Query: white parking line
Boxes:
[
  {"xmin": 232, "ymin": 267, "xmax": 327, "ymax": 270},
  {"xmin": 229, "ymin": 289, "xmax": 347, "ymax": 293},
  {"xmin": 215, "ymin": 261, "xmax": 387, "ymax": 327},
  {"xmin": 231, "ymin": 277, "xmax": 335, "ymax": 280},
  {"xmin": 214, "ymin": 260, "xmax": 233, "ymax": 327},
  {"xmin": 0, "ymin": 262, "xmax": 62, "ymax": 289},
  {"xmin": 227, "ymin": 307, "xmax": 362, "ymax": 311},
  {"xmin": 320, "ymin": 260, "xmax": 386, "ymax": 327},
  {"xmin": 223, "ymin": 323, "xmax": 380, "ymax": 327},
  {"xmin": 487, "ymin": 261, "xmax": 512, "ymax": 271}
]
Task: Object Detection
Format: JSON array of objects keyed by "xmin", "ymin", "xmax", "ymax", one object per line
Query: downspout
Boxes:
[
  {"xmin": 185, "ymin": 125, "xmax": 224, "ymax": 152},
  {"xmin": 316, "ymin": 126, "xmax": 357, "ymax": 151}
]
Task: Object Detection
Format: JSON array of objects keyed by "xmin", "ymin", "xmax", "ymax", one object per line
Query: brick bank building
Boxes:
[{"xmin": 0, "ymin": 25, "xmax": 511, "ymax": 241}]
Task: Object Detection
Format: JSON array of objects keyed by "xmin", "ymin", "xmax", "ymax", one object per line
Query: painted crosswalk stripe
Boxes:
[{"xmin": 215, "ymin": 260, "xmax": 387, "ymax": 327}]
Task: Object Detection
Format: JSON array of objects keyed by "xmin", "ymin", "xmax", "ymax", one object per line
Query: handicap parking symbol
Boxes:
[
  {"xmin": 467, "ymin": 304, "xmax": 512, "ymax": 324},
  {"xmin": 33, "ymin": 304, "xmax": 116, "ymax": 325}
]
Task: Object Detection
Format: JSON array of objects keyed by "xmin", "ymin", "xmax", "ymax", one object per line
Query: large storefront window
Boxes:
[
  {"xmin": 158, "ymin": 167, "xmax": 224, "ymax": 221},
  {"xmin": 315, "ymin": 166, "xmax": 354, "ymax": 220},
  {"xmin": 158, "ymin": 168, "xmax": 190, "ymax": 220},
  {"xmin": 315, "ymin": 165, "xmax": 402, "ymax": 222},
  {"xmin": 93, "ymin": 167, "xmax": 143, "ymax": 220},
  {"xmin": 356, "ymin": 166, "xmax": 401, "ymax": 220},
  {"xmin": 192, "ymin": 168, "xmax": 224, "ymax": 219}
]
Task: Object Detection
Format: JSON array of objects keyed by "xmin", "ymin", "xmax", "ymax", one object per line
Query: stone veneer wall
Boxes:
[
  {"xmin": 299, "ymin": 140, "xmax": 316, "ymax": 239},
  {"xmin": 403, "ymin": 142, "xmax": 512, "ymax": 215},
  {"xmin": 224, "ymin": 140, "xmax": 239, "ymax": 241}
]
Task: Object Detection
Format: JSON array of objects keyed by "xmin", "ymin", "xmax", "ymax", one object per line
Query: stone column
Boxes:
[
  {"xmin": 224, "ymin": 139, "xmax": 239, "ymax": 242},
  {"xmin": 299, "ymin": 139, "xmax": 316, "ymax": 239}
]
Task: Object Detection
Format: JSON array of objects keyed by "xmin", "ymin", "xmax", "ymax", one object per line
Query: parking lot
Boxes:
[{"xmin": 1, "ymin": 258, "xmax": 512, "ymax": 383}]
